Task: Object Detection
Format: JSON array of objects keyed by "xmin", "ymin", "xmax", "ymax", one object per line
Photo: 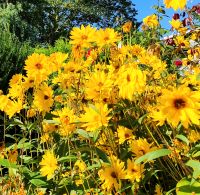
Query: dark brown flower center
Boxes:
[
  {"xmin": 139, "ymin": 149, "xmax": 145, "ymax": 155},
  {"xmin": 174, "ymin": 98, "xmax": 186, "ymax": 109},
  {"xmin": 131, "ymin": 168, "xmax": 137, "ymax": 173},
  {"xmin": 98, "ymin": 82, "xmax": 104, "ymax": 87},
  {"xmin": 127, "ymin": 74, "xmax": 131, "ymax": 82},
  {"xmin": 104, "ymin": 36, "xmax": 109, "ymax": 41},
  {"xmin": 44, "ymin": 95, "xmax": 49, "ymax": 100},
  {"xmin": 35, "ymin": 63, "xmax": 42, "ymax": 69},
  {"xmin": 63, "ymin": 116, "xmax": 70, "ymax": 124},
  {"xmin": 111, "ymin": 171, "xmax": 117, "ymax": 179},
  {"xmin": 125, "ymin": 133, "xmax": 130, "ymax": 138},
  {"xmin": 81, "ymin": 35, "xmax": 88, "ymax": 40}
]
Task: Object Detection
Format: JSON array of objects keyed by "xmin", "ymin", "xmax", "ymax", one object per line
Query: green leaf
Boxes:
[
  {"xmin": 5, "ymin": 134, "xmax": 16, "ymax": 140},
  {"xmin": 135, "ymin": 149, "xmax": 171, "ymax": 164},
  {"xmin": 192, "ymin": 151, "xmax": 200, "ymax": 158},
  {"xmin": 17, "ymin": 142, "xmax": 33, "ymax": 150},
  {"xmin": 30, "ymin": 179, "xmax": 48, "ymax": 187},
  {"xmin": 0, "ymin": 158, "xmax": 18, "ymax": 168},
  {"xmin": 186, "ymin": 160, "xmax": 200, "ymax": 185},
  {"xmin": 95, "ymin": 147, "xmax": 109, "ymax": 163},
  {"xmin": 58, "ymin": 155, "xmax": 77, "ymax": 162},
  {"xmin": 76, "ymin": 129, "xmax": 90, "ymax": 139},
  {"xmin": 92, "ymin": 130, "xmax": 100, "ymax": 143},
  {"xmin": 19, "ymin": 155, "xmax": 32, "ymax": 163},
  {"xmin": 138, "ymin": 114, "xmax": 147, "ymax": 124},
  {"xmin": 175, "ymin": 134, "xmax": 189, "ymax": 145},
  {"xmin": 176, "ymin": 178, "xmax": 200, "ymax": 195}
]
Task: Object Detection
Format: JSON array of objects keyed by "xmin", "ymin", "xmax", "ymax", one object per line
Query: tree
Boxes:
[{"xmin": 0, "ymin": 0, "xmax": 139, "ymax": 44}]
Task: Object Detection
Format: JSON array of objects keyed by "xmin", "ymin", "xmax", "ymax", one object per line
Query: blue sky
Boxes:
[{"xmin": 132, "ymin": 0, "xmax": 199, "ymax": 29}]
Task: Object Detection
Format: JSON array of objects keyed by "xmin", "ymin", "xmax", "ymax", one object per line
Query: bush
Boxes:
[{"xmin": 0, "ymin": 29, "xmax": 32, "ymax": 92}]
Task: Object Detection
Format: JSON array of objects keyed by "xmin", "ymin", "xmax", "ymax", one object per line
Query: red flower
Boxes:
[
  {"xmin": 86, "ymin": 49, "xmax": 91, "ymax": 58},
  {"xmin": 174, "ymin": 59, "xmax": 182, "ymax": 67},
  {"xmin": 165, "ymin": 38, "xmax": 175, "ymax": 46}
]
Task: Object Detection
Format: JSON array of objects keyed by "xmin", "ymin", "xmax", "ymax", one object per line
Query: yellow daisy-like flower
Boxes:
[
  {"xmin": 155, "ymin": 87, "xmax": 200, "ymax": 128},
  {"xmin": 130, "ymin": 138, "xmax": 156, "ymax": 158},
  {"xmin": 84, "ymin": 70, "xmax": 113, "ymax": 102},
  {"xmin": 164, "ymin": 0, "xmax": 187, "ymax": 11},
  {"xmin": 169, "ymin": 19, "xmax": 182, "ymax": 30},
  {"xmin": 96, "ymin": 28, "xmax": 121, "ymax": 48},
  {"xmin": 143, "ymin": 14, "xmax": 159, "ymax": 28},
  {"xmin": 117, "ymin": 126, "xmax": 135, "ymax": 144},
  {"xmin": 98, "ymin": 156, "xmax": 126, "ymax": 191},
  {"xmin": 126, "ymin": 159, "xmax": 144, "ymax": 182},
  {"xmin": 33, "ymin": 84, "xmax": 54, "ymax": 113},
  {"xmin": 122, "ymin": 21, "xmax": 132, "ymax": 33},
  {"xmin": 174, "ymin": 35, "xmax": 190, "ymax": 48},
  {"xmin": 49, "ymin": 52, "xmax": 68, "ymax": 72},
  {"xmin": 52, "ymin": 107, "xmax": 76, "ymax": 136},
  {"xmin": 40, "ymin": 150, "xmax": 58, "ymax": 180},
  {"xmin": 24, "ymin": 53, "xmax": 50, "ymax": 79},
  {"xmin": 5, "ymin": 99, "xmax": 23, "ymax": 118},
  {"xmin": 79, "ymin": 103, "xmax": 111, "ymax": 132},
  {"xmin": 70, "ymin": 25, "xmax": 96, "ymax": 48},
  {"xmin": 9, "ymin": 74, "xmax": 23, "ymax": 87},
  {"xmin": 117, "ymin": 66, "xmax": 146, "ymax": 101},
  {"xmin": 74, "ymin": 159, "xmax": 87, "ymax": 173}
]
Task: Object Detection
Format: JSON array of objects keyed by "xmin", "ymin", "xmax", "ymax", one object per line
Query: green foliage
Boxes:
[
  {"xmin": 1, "ymin": 0, "xmax": 139, "ymax": 44},
  {"xmin": 34, "ymin": 38, "xmax": 71, "ymax": 55},
  {"xmin": 135, "ymin": 149, "xmax": 171, "ymax": 164},
  {"xmin": 176, "ymin": 178, "xmax": 200, "ymax": 195},
  {"xmin": 0, "ymin": 29, "xmax": 33, "ymax": 91}
]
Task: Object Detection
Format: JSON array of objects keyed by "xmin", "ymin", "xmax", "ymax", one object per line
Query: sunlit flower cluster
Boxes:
[{"xmin": 1, "ymin": 1, "xmax": 200, "ymax": 194}]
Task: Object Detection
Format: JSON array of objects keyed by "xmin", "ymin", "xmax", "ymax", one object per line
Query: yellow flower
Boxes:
[
  {"xmin": 174, "ymin": 35, "xmax": 190, "ymax": 48},
  {"xmin": 74, "ymin": 159, "xmax": 87, "ymax": 173},
  {"xmin": 143, "ymin": 14, "xmax": 159, "ymax": 28},
  {"xmin": 155, "ymin": 87, "xmax": 200, "ymax": 128},
  {"xmin": 84, "ymin": 70, "xmax": 113, "ymax": 102},
  {"xmin": 98, "ymin": 156, "xmax": 126, "ymax": 191},
  {"xmin": 40, "ymin": 133, "xmax": 50, "ymax": 143},
  {"xmin": 126, "ymin": 159, "xmax": 144, "ymax": 182},
  {"xmin": 122, "ymin": 21, "xmax": 132, "ymax": 33},
  {"xmin": 22, "ymin": 76, "xmax": 37, "ymax": 90},
  {"xmin": 117, "ymin": 126, "xmax": 135, "ymax": 144},
  {"xmin": 130, "ymin": 44, "xmax": 145, "ymax": 57},
  {"xmin": 130, "ymin": 138, "xmax": 156, "ymax": 158},
  {"xmin": 24, "ymin": 53, "xmax": 50, "ymax": 79},
  {"xmin": 9, "ymin": 74, "xmax": 23, "ymax": 87},
  {"xmin": 43, "ymin": 122, "xmax": 59, "ymax": 133},
  {"xmin": 26, "ymin": 108, "xmax": 37, "ymax": 118},
  {"xmin": 117, "ymin": 67, "xmax": 146, "ymax": 101},
  {"xmin": 155, "ymin": 184, "xmax": 163, "ymax": 195},
  {"xmin": 7, "ymin": 145, "xmax": 18, "ymax": 163},
  {"xmin": 40, "ymin": 150, "xmax": 58, "ymax": 180},
  {"xmin": 70, "ymin": 25, "xmax": 96, "ymax": 48},
  {"xmin": 8, "ymin": 84, "xmax": 24, "ymax": 100},
  {"xmin": 52, "ymin": 107, "xmax": 76, "ymax": 136},
  {"xmin": 33, "ymin": 84, "xmax": 54, "ymax": 113},
  {"xmin": 79, "ymin": 103, "xmax": 111, "ymax": 131},
  {"xmin": 96, "ymin": 28, "xmax": 121, "ymax": 48},
  {"xmin": 188, "ymin": 130, "xmax": 200, "ymax": 143},
  {"xmin": 169, "ymin": 19, "xmax": 182, "ymax": 30},
  {"xmin": 5, "ymin": 99, "xmax": 23, "ymax": 118},
  {"xmin": 164, "ymin": 0, "xmax": 187, "ymax": 10}
]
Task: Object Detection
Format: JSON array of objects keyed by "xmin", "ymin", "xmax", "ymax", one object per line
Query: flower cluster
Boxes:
[{"xmin": 1, "ymin": 1, "xmax": 200, "ymax": 194}]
